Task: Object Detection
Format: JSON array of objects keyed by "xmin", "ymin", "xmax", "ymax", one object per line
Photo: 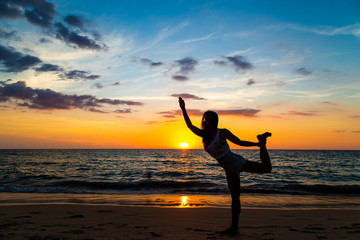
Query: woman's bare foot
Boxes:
[
  {"xmin": 257, "ymin": 132, "xmax": 271, "ymax": 145},
  {"xmin": 218, "ymin": 226, "xmax": 239, "ymax": 234}
]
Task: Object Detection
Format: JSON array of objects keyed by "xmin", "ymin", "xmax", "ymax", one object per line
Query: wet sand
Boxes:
[{"xmin": 1, "ymin": 204, "xmax": 359, "ymax": 240}]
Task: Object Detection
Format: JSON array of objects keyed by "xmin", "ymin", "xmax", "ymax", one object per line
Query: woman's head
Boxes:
[
  {"xmin": 201, "ymin": 111, "xmax": 218, "ymax": 148},
  {"xmin": 201, "ymin": 110, "xmax": 218, "ymax": 130}
]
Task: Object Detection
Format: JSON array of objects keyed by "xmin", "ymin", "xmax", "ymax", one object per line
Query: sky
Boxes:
[{"xmin": 0, "ymin": 0, "xmax": 359, "ymax": 149}]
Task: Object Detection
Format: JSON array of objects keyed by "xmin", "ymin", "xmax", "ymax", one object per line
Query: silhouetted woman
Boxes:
[{"xmin": 179, "ymin": 97, "xmax": 272, "ymax": 234}]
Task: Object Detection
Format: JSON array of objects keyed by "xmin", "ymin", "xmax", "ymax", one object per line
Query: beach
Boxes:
[
  {"xmin": 1, "ymin": 204, "xmax": 360, "ymax": 240},
  {"xmin": 1, "ymin": 150, "xmax": 359, "ymax": 239}
]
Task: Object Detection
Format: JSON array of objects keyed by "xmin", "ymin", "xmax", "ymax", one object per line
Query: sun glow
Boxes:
[
  {"xmin": 179, "ymin": 142, "xmax": 189, "ymax": 149},
  {"xmin": 179, "ymin": 196, "xmax": 189, "ymax": 208}
]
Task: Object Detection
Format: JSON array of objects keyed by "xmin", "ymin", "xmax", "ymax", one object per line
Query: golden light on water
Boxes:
[{"xmin": 179, "ymin": 142, "xmax": 189, "ymax": 149}]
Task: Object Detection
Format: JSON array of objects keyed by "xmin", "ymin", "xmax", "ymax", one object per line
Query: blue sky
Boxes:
[{"xmin": 1, "ymin": 0, "xmax": 360, "ymax": 149}]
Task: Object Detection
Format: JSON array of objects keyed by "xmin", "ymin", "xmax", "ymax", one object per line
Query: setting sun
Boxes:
[
  {"xmin": 179, "ymin": 143, "xmax": 189, "ymax": 149},
  {"xmin": 179, "ymin": 196, "xmax": 189, "ymax": 208}
]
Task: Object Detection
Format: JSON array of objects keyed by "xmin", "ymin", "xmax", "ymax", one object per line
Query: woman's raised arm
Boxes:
[
  {"xmin": 179, "ymin": 97, "xmax": 202, "ymax": 137},
  {"xmin": 224, "ymin": 129, "xmax": 259, "ymax": 147}
]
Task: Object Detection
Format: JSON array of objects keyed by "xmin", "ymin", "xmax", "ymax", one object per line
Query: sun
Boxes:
[{"xmin": 179, "ymin": 142, "xmax": 189, "ymax": 149}]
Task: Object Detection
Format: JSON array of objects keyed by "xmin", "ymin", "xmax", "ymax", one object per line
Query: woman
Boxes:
[{"xmin": 178, "ymin": 97, "xmax": 272, "ymax": 234}]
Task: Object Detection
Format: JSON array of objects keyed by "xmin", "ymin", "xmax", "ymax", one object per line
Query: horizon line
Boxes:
[{"xmin": 1, "ymin": 148, "xmax": 359, "ymax": 151}]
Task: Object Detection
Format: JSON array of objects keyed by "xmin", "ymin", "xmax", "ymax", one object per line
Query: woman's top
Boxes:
[{"xmin": 205, "ymin": 129, "xmax": 230, "ymax": 160}]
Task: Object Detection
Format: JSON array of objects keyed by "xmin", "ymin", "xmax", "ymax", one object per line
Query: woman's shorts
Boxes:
[{"xmin": 217, "ymin": 152, "xmax": 247, "ymax": 176}]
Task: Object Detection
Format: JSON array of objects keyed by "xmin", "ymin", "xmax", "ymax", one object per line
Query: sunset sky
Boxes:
[{"xmin": 1, "ymin": 0, "xmax": 359, "ymax": 149}]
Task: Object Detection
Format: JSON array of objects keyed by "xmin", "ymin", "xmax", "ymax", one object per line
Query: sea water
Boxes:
[{"xmin": 0, "ymin": 149, "xmax": 359, "ymax": 208}]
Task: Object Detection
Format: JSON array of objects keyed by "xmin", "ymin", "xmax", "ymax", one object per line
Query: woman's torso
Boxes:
[{"xmin": 205, "ymin": 128, "xmax": 230, "ymax": 160}]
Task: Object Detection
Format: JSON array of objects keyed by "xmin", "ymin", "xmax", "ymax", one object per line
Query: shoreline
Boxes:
[
  {"xmin": 1, "ymin": 204, "xmax": 360, "ymax": 240},
  {"xmin": 1, "ymin": 192, "xmax": 360, "ymax": 210}
]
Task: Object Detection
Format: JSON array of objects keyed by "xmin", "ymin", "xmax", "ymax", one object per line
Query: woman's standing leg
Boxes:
[{"xmin": 224, "ymin": 172, "xmax": 241, "ymax": 233}]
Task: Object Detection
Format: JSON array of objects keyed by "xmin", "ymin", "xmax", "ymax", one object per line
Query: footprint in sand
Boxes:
[
  {"xmin": 62, "ymin": 230, "xmax": 85, "ymax": 234},
  {"xmin": 66, "ymin": 214, "xmax": 84, "ymax": 219},
  {"xmin": 150, "ymin": 232, "xmax": 162, "ymax": 237},
  {"xmin": 97, "ymin": 210, "xmax": 113, "ymax": 213}
]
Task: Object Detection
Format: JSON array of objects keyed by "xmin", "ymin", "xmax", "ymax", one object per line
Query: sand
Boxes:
[{"xmin": 1, "ymin": 204, "xmax": 359, "ymax": 240}]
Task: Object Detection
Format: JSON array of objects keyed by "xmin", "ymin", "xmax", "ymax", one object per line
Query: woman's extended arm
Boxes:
[
  {"xmin": 179, "ymin": 97, "xmax": 202, "ymax": 137},
  {"xmin": 224, "ymin": 129, "xmax": 260, "ymax": 147}
]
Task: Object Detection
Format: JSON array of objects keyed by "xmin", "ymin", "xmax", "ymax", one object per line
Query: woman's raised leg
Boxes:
[{"xmin": 242, "ymin": 133, "xmax": 272, "ymax": 173}]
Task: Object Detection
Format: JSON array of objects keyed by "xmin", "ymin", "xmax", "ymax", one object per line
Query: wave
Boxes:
[
  {"xmin": 1, "ymin": 178, "xmax": 359, "ymax": 196},
  {"xmin": 241, "ymin": 183, "xmax": 360, "ymax": 195},
  {"xmin": 2, "ymin": 149, "xmax": 359, "ymax": 196},
  {"xmin": 53, "ymin": 179, "xmax": 218, "ymax": 191}
]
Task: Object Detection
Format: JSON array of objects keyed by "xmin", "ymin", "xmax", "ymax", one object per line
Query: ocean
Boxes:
[{"xmin": 0, "ymin": 149, "xmax": 359, "ymax": 208}]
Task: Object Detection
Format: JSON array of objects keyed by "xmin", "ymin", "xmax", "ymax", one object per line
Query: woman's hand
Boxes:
[
  {"xmin": 179, "ymin": 97, "xmax": 185, "ymax": 110},
  {"xmin": 178, "ymin": 97, "xmax": 202, "ymax": 137}
]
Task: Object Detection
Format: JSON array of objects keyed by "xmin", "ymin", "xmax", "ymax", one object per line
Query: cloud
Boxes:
[
  {"xmin": 171, "ymin": 93, "xmax": 206, "ymax": 100},
  {"xmin": 162, "ymin": 114, "xmax": 176, "ymax": 118},
  {"xmin": 63, "ymin": 14, "xmax": 102, "ymax": 41},
  {"xmin": 6, "ymin": 0, "xmax": 58, "ymax": 28},
  {"xmin": 96, "ymin": 98, "xmax": 143, "ymax": 106},
  {"xmin": 146, "ymin": 121, "xmax": 159, "ymax": 125},
  {"xmin": 24, "ymin": 6, "xmax": 56, "ymax": 28},
  {"xmin": 88, "ymin": 107, "xmax": 107, "ymax": 113},
  {"xmin": 322, "ymin": 101, "xmax": 339, "ymax": 106},
  {"xmin": 92, "ymin": 83, "xmax": 104, "ymax": 89},
  {"xmin": 177, "ymin": 33, "xmax": 216, "ymax": 44},
  {"xmin": 213, "ymin": 60, "xmax": 227, "ymax": 66},
  {"xmin": 272, "ymin": 23, "xmax": 360, "ymax": 39},
  {"xmin": 172, "ymin": 75, "xmax": 189, "ymax": 81},
  {"xmin": 0, "ymin": 79, "xmax": 12, "ymax": 85},
  {"xmin": 247, "ymin": 79, "xmax": 255, "ymax": 86},
  {"xmin": 214, "ymin": 55, "xmax": 253, "ymax": 72},
  {"xmin": 88, "ymin": 81, "xmax": 120, "ymax": 88},
  {"xmin": 332, "ymin": 130, "xmax": 347, "ymax": 133},
  {"xmin": 226, "ymin": 55, "xmax": 253, "ymax": 71},
  {"xmin": 313, "ymin": 23, "xmax": 360, "ymax": 38},
  {"xmin": 295, "ymin": 67, "xmax": 312, "ymax": 76},
  {"xmin": 114, "ymin": 109, "xmax": 132, "ymax": 114},
  {"xmin": 0, "ymin": 29, "xmax": 22, "ymax": 41},
  {"xmin": 156, "ymin": 111, "xmax": 175, "ymax": 118},
  {"xmin": 158, "ymin": 108, "xmax": 260, "ymax": 118},
  {"xmin": 59, "ymin": 70, "xmax": 100, "ymax": 81},
  {"xmin": 286, "ymin": 111, "xmax": 317, "ymax": 116},
  {"xmin": 215, "ymin": 109, "xmax": 260, "ymax": 117},
  {"xmin": 0, "ymin": 81, "xmax": 144, "ymax": 111},
  {"xmin": 39, "ymin": 37, "xmax": 52, "ymax": 43},
  {"xmin": 0, "ymin": 81, "xmax": 35, "ymax": 100},
  {"xmin": 141, "ymin": 20, "xmax": 190, "ymax": 51},
  {"xmin": 0, "ymin": 1, "xmax": 23, "ymax": 19},
  {"xmin": 1, "ymin": 1, "xmax": 106, "ymax": 51},
  {"xmin": 35, "ymin": 63, "xmax": 63, "ymax": 72},
  {"xmin": 352, "ymin": 116, "xmax": 360, "ymax": 119},
  {"xmin": 134, "ymin": 58, "xmax": 164, "ymax": 68},
  {"xmin": 35, "ymin": 64, "xmax": 102, "ymax": 82},
  {"xmin": 63, "ymin": 15, "xmax": 86, "ymax": 30},
  {"xmin": 0, "ymin": 44, "xmax": 42, "ymax": 72},
  {"xmin": 175, "ymin": 57, "xmax": 198, "ymax": 75},
  {"xmin": 54, "ymin": 22, "xmax": 107, "ymax": 51},
  {"xmin": 169, "ymin": 57, "xmax": 198, "ymax": 81},
  {"xmin": 157, "ymin": 109, "xmax": 203, "ymax": 117},
  {"xmin": 331, "ymin": 129, "xmax": 360, "ymax": 134},
  {"xmin": 166, "ymin": 57, "xmax": 198, "ymax": 82}
]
